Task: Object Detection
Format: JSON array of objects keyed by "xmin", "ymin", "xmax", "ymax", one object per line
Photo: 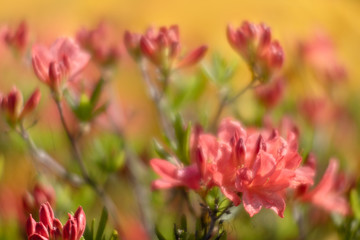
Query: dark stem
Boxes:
[{"xmin": 202, "ymin": 202, "xmax": 233, "ymax": 240}]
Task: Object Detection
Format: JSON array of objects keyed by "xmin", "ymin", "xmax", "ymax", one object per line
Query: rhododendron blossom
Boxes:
[
  {"xmin": 213, "ymin": 118, "xmax": 314, "ymax": 217},
  {"xmin": 227, "ymin": 21, "xmax": 284, "ymax": 82},
  {"xmin": 297, "ymin": 157, "xmax": 350, "ymax": 215},
  {"xmin": 32, "ymin": 38, "xmax": 90, "ymax": 97}
]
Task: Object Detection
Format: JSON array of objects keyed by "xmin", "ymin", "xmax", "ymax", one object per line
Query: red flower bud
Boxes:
[
  {"xmin": 50, "ymin": 218, "xmax": 63, "ymax": 239},
  {"xmin": 63, "ymin": 217, "xmax": 77, "ymax": 240},
  {"xmin": 26, "ymin": 214, "xmax": 36, "ymax": 236},
  {"xmin": 176, "ymin": 45, "xmax": 207, "ymax": 69},
  {"xmin": 29, "ymin": 234, "xmax": 49, "ymax": 240},
  {"xmin": 39, "ymin": 202, "xmax": 54, "ymax": 230},
  {"xmin": 73, "ymin": 206, "xmax": 86, "ymax": 239},
  {"xmin": 20, "ymin": 88, "xmax": 41, "ymax": 120},
  {"xmin": 35, "ymin": 222, "xmax": 49, "ymax": 239}
]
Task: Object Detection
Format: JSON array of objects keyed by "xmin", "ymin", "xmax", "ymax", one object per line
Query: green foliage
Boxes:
[
  {"xmin": 84, "ymin": 208, "xmax": 119, "ymax": 240},
  {"xmin": 202, "ymin": 53, "xmax": 237, "ymax": 86},
  {"xmin": 66, "ymin": 78, "xmax": 108, "ymax": 123}
]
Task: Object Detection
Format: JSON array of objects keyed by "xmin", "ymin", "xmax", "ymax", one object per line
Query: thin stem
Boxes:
[
  {"xmin": 17, "ymin": 123, "xmax": 84, "ymax": 187},
  {"xmin": 54, "ymin": 100, "xmax": 122, "ymax": 233},
  {"xmin": 210, "ymin": 79, "xmax": 258, "ymax": 131},
  {"xmin": 139, "ymin": 61, "xmax": 176, "ymax": 146}
]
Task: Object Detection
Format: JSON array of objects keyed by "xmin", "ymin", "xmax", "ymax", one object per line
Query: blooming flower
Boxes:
[
  {"xmin": 26, "ymin": 202, "xmax": 86, "ymax": 240},
  {"xmin": 32, "ymin": 38, "xmax": 90, "ymax": 99},
  {"xmin": 0, "ymin": 87, "xmax": 41, "ymax": 126},
  {"xmin": 297, "ymin": 157, "xmax": 350, "ymax": 215},
  {"xmin": 227, "ymin": 21, "xmax": 284, "ymax": 82},
  {"xmin": 213, "ymin": 118, "xmax": 313, "ymax": 217}
]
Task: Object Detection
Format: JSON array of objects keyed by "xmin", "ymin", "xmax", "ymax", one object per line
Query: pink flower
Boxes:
[
  {"xmin": 32, "ymin": 38, "xmax": 90, "ymax": 97},
  {"xmin": 76, "ymin": 21, "xmax": 121, "ymax": 66},
  {"xmin": 298, "ymin": 158, "xmax": 350, "ymax": 215},
  {"xmin": 298, "ymin": 96, "xmax": 333, "ymax": 125},
  {"xmin": 254, "ymin": 76, "xmax": 285, "ymax": 108},
  {"xmin": 0, "ymin": 87, "xmax": 41, "ymax": 126},
  {"xmin": 3, "ymin": 20, "xmax": 28, "ymax": 54},
  {"xmin": 227, "ymin": 21, "xmax": 284, "ymax": 82},
  {"xmin": 299, "ymin": 31, "xmax": 347, "ymax": 83},
  {"xmin": 150, "ymin": 127, "xmax": 224, "ymax": 191},
  {"xmin": 126, "ymin": 25, "xmax": 207, "ymax": 72},
  {"xmin": 26, "ymin": 202, "xmax": 86, "ymax": 240},
  {"xmin": 214, "ymin": 118, "xmax": 313, "ymax": 217}
]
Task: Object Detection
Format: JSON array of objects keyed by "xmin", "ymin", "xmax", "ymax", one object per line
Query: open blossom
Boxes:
[
  {"xmin": 227, "ymin": 21, "xmax": 284, "ymax": 82},
  {"xmin": 76, "ymin": 21, "xmax": 121, "ymax": 66},
  {"xmin": 26, "ymin": 202, "xmax": 86, "ymax": 240},
  {"xmin": 213, "ymin": 118, "xmax": 313, "ymax": 217},
  {"xmin": 32, "ymin": 37, "xmax": 90, "ymax": 98},
  {"xmin": 0, "ymin": 87, "xmax": 41, "ymax": 126},
  {"xmin": 125, "ymin": 25, "xmax": 207, "ymax": 73},
  {"xmin": 299, "ymin": 31, "xmax": 347, "ymax": 83},
  {"xmin": 297, "ymin": 156, "xmax": 350, "ymax": 215},
  {"xmin": 150, "ymin": 127, "xmax": 225, "ymax": 190}
]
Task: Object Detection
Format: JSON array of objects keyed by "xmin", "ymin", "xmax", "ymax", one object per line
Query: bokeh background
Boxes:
[{"xmin": 1, "ymin": 0, "xmax": 360, "ymax": 239}]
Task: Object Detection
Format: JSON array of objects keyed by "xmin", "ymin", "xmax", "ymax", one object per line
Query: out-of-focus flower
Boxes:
[
  {"xmin": 3, "ymin": 21, "xmax": 28, "ymax": 54},
  {"xmin": 126, "ymin": 25, "xmax": 207, "ymax": 75},
  {"xmin": 123, "ymin": 31, "xmax": 142, "ymax": 61},
  {"xmin": 76, "ymin": 22, "xmax": 121, "ymax": 67},
  {"xmin": 0, "ymin": 87, "xmax": 41, "ymax": 126},
  {"xmin": 213, "ymin": 118, "xmax": 313, "ymax": 217},
  {"xmin": 297, "ymin": 157, "xmax": 350, "ymax": 215},
  {"xmin": 254, "ymin": 76, "xmax": 285, "ymax": 109},
  {"xmin": 298, "ymin": 96, "xmax": 333, "ymax": 126},
  {"xmin": 299, "ymin": 31, "xmax": 347, "ymax": 83},
  {"xmin": 32, "ymin": 38, "xmax": 90, "ymax": 99},
  {"xmin": 26, "ymin": 202, "xmax": 86, "ymax": 240},
  {"xmin": 23, "ymin": 184, "xmax": 55, "ymax": 218},
  {"xmin": 227, "ymin": 21, "xmax": 284, "ymax": 82}
]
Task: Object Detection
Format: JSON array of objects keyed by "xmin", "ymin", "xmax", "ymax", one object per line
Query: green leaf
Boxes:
[
  {"xmin": 91, "ymin": 78, "xmax": 105, "ymax": 105},
  {"xmin": 84, "ymin": 218, "xmax": 95, "ymax": 240},
  {"xmin": 96, "ymin": 208, "xmax": 108, "ymax": 240},
  {"xmin": 153, "ymin": 139, "xmax": 172, "ymax": 160},
  {"xmin": 351, "ymin": 189, "xmax": 360, "ymax": 220},
  {"xmin": 180, "ymin": 215, "xmax": 187, "ymax": 232},
  {"xmin": 109, "ymin": 230, "xmax": 119, "ymax": 240},
  {"xmin": 155, "ymin": 226, "xmax": 167, "ymax": 240}
]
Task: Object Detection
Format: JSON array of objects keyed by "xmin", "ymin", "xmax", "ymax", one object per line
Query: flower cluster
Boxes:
[
  {"xmin": 23, "ymin": 184, "xmax": 56, "ymax": 217},
  {"xmin": 227, "ymin": 21, "xmax": 284, "ymax": 82},
  {"xmin": 151, "ymin": 118, "xmax": 350, "ymax": 217},
  {"xmin": 124, "ymin": 25, "xmax": 207, "ymax": 75},
  {"xmin": 3, "ymin": 21, "xmax": 28, "ymax": 54},
  {"xmin": 26, "ymin": 202, "xmax": 86, "ymax": 240},
  {"xmin": 76, "ymin": 22, "xmax": 121, "ymax": 66},
  {"xmin": 32, "ymin": 37, "xmax": 90, "ymax": 99},
  {"xmin": 0, "ymin": 87, "xmax": 41, "ymax": 126}
]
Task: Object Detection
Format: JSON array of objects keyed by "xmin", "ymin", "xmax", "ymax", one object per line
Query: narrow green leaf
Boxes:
[
  {"xmin": 180, "ymin": 215, "xmax": 187, "ymax": 232},
  {"xmin": 96, "ymin": 208, "xmax": 108, "ymax": 240},
  {"xmin": 91, "ymin": 78, "xmax": 105, "ymax": 105},
  {"xmin": 153, "ymin": 139, "xmax": 171, "ymax": 160},
  {"xmin": 351, "ymin": 189, "xmax": 360, "ymax": 220},
  {"xmin": 155, "ymin": 226, "xmax": 167, "ymax": 240}
]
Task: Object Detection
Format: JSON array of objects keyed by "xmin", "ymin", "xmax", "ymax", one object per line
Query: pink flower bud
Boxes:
[
  {"xmin": 73, "ymin": 206, "xmax": 86, "ymax": 239},
  {"xmin": 26, "ymin": 214, "xmax": 36, "ymax": 236},
  {"xmin": 63, "ymin": 218, "xmax": 77, "ymax": 240},
  {"xmin": 20, "ymin": 88, "xmax": 41, "ymax": 119},
  {"xmin": 35, "ymin": 222, "xmax": 49, "ymax": 239},
  {"xmin": 29, "ymin": 234, "xmax": 49, "ymax": 240},
  {"xmin": 176, "ymin": 45, "xmax": 207, "ymax": 69},
  {"xmin": 50, "ymin": 218, "xmax": 63, "ymax": 239},
  {"xmin": 140, "ymin": 36, "xmax": 159, "ymax": 65},
  {"xmin": 39, "ymin": 202, "xmax": 54, "ymax": 230},
  {"xmin": 124, "ymin": 30, "xmax": 142, "ymax": 60}
]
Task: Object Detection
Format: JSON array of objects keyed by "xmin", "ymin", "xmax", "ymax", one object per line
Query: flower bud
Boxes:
[
  {"xmin": 35, "ymin": 222, "xmax": 49, "ymax": 239},
  {"xmin": 26, "ymin": 214, "xmax": 36, "ymax": 236},
  {"xmin": 63, "ymin": 217, "xmax": 77, "ymax": 240},
  {"xmin": 20, "ymin": 88, "xmax": 41, "ymax": 120},
  {"xmin": 39, "ymin": 202, "xmax": 54, "ymax": 230},
  {"xmin": 73, "ymin": 206, "xmax": 86, "ymax": 239},
  {"xmin": 176, "ymin": 45, "xmax": 207, "ymax": 69}
]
